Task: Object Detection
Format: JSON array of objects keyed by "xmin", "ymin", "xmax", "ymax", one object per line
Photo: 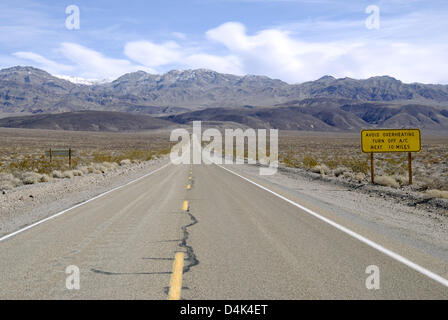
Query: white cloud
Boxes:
[
  {"xmin": 124, "ymin": 39, "xmax": 244, "ymax": 74},
  {"xmin": 124, "ymin": 41, "xmax": 182, "ymax": 67},
  {"xmin": 58, "ymin": 42, "xmax": 152, "ymax": 79},
  {"xmin": 8, "ymin": 20, "xmax": 448, "ymax": 84},
  {"xmin": 184, "ymin": 54, "xmax": 243, "ymax": 74},
  {"xmin": 205, "ymin": 21, "xmax": 448, "ymax": 83},
  {"xmin": 13, "ymin": 43, "xmax": 153, "ymax": 80},
  {"xmin": 12, "ymin": 51, "xmax": 74, "ymax": 74}
]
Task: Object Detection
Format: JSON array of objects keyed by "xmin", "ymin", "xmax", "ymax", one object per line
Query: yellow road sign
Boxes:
[{"xmin": 361, "ymin": 129, "xmax": 421, "ymax": 153}]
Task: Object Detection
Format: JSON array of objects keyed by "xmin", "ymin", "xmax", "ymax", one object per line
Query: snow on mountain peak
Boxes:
[{"xmin": 54, "ymin": 75, "xmax": 112, "ymax": 85}]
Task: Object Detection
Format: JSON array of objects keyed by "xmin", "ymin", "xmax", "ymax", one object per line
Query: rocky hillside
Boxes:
[
  {"xmin": 0, "ymin": 110, "xmax": 176, "ymax": 132},
  {"xmin": 164, "ymin": 100, "xmax": 448, "ymax": 132},
  {"xmin": 1, "ymin": 66, "xmax": 448, "ymax": 115},
  {"xmin": 1, "ymin": 66, "xmax": 448, "ymax": 132}
]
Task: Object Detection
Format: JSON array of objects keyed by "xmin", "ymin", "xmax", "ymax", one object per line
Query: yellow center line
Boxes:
[
  {"xmin": 186, "ymin": 184, "xmax": 191, "ymax": 190},
  {"xmin": 188, "ymin": 176, "xmax": 192, "ymax": 180},
  {"xmin": 182, "ymin": 200, "xmax": 189, "ymax": 211},
  {"xmin": 168, "ymin": 252, "xmax": 184, "ymax": 300}
]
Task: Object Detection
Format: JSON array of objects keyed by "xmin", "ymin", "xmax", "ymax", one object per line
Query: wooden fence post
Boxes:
[{"xmin": 69, "ymin": 148, "xmax": 72, "ymax": 169}]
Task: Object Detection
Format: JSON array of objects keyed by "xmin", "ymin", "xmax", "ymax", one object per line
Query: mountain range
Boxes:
[
  {"xmin": 0, "ymin": 66, "xmax": 447, "ymax": 132},
  {"xmin": 0, "ymin": 110, "xmax": 175, "ymax": 132}
]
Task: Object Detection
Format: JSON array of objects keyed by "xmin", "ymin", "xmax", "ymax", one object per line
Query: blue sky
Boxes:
[{"xmin": 1, "ymin": 0, "xmax": 448, "ymax": 83}]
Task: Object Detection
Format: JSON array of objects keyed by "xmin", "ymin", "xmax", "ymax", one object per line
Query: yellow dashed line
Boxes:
[
  {"xmin": 182, "ymin": 200, "xmax": 189, "ymax": 211},
  {"xmin": 168, "ymin": 252, "xmax": 184, "ymax": 300},
  {"xmin": 186, "ymin": 184, "xmax": 191, "ymax": 190}
]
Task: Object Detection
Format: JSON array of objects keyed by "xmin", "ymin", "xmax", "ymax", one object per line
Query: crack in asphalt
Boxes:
[
  {"xmin": 90, "ymin": 196, "xmax": 199, "ymax": 297},
  {"xmin": 179, "ymin": 205, "xmax": 199, "ymax": 274}
]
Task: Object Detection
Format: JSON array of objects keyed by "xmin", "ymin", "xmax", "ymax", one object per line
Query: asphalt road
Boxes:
[{"xmin": 0, "ymin": 162, "xmax": 447, "ymax": 299}]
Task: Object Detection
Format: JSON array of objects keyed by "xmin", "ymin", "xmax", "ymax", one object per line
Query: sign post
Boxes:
[
  {"xmin": 361, "ymin": 129, "xmax": 421, "ymax": 185},
  {"xmin": 69, "ymin": 148, "xmax": 72, "ymax": 169},
  {"xmin": 45, "ymin": 148, "xmax": 76, "ymax": 168}
]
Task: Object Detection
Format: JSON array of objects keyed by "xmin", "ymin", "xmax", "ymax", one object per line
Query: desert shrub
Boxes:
[
  {"xmin": 77, "ymin": 166, "xmax": 89, "ymax": 175},
  {"xmin": 394, "ymin": 175, "xmax": 408, "ymax": 185},
  {"xmin": 310, "ymin": 164, "xmax": 330, "ymax": 175},
  {"xmin": 302, "ymin": 155, "xmax": 318, "ymax": 169},
  {"xmin": 6, "ymin": 154, "xmax": 77, "ymax": 175},
  {"xmin": 40, "ymin": 174, "xmax": 50, "ymax": 182},
  {"xmin": 425, "ymin": 189, "xmax": 448, "ymax": 199},
  {"xmin": 310, "ymin": 166, "xmax": 320, "ymax": 173},
  {"xmin": 86, "ymin": 165, "xmax": 102, "ymax": 174},
  {"xmin": 282, "ymin": 155, "xmax": 300, "ymax": 167},
  {"xmin": 102, "ymin": 162, "xmax": 118, "ymax": 170},
  {"xmin": 353, "ymin": 172, "xmax": 366, "ymax": 182},
  {"xmin": 0, "ymin": 173, "xmax": 21, "ymax": 190},
  {"xmin": 375, "ymin": 175, "xmax": 399, "ymax": 188},
  {"xmin": 333, "ymin": 166, "xmax": 348, "ymax": 177},
  {"xmin": 92, "ymin": 149, "xmax": 158, "ymax": 164},
  {"xmin": 72, "ymin": 170, "xmax": 83, "ymax": 177},
  {"xmin": 62, "ymin": 171, "xmax": 74, "ymax": 179},
  {"xmin": 92, "ymin": 152, "xmax": 115, "ymax": 163},
  {"xmin": 123, "ymin": 150, "xmax": 155, "ymax": 161},
  {"xmin": 343, "ymin": 158, "xmax": 369, "ymax": 174},
  {"xmin": 51, "ymin": 170, "xmax": 64, "ymax": 179},
  {"xmin": 21, "ymin": 172, "xmax": 41, "ymax": 185},
  {"xmin": 0, "ymin": 181, "xmax": 15, "ymax": 190},
  {"xmin": 320, "ymin": 165, "xmax": 330, "ymax": 175},
  {"xmin": 94, "ymin": 164, "xmax": 107, "ymax": 173},
  {"xmin": 323, "ymin": 158, "xmax": 340, "ymax": 170}
]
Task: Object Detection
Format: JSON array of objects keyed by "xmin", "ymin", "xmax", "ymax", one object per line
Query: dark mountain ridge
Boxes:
[
  {"xmin": 0, "ymin": 110, "xmax": 176, "ymax": 132},
  {"xmin": 163, "ymin": 100, "xmax": 448, "ymax": 132},
  {"xmin": 1, "ymin": 66, "xmax": 448, "ymax": 132},
  {"xmin": 1, "ymin": 66, "xmax": 448, "ymax": 116}
]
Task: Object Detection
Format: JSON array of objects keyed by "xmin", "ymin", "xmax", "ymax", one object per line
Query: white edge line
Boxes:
[
  {"xmin": 0, "ymin": 162, "xmax": 171, "ymax": 243},
  {"xmin": 217, "ymin": 164, "xmax": 448, "ymax": 288}
]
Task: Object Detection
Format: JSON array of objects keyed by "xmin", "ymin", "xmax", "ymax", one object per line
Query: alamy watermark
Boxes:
[
  {"xmin": 65, "ymin": 265, "xmax": 80, "ymax": 290},
  {"xmin": 170, "ymin": 121, "xmax": 278, "ymax": 175},
  {"xmin": 365, "ymin": 5, "xmax": 380, "ymax": 30},
  {"xmin": 65, "ymin": 5, "xmax": 80, "ymax": 30},
  {"xmin": 365, "ymin": 265, "xmax": 380, "ymax": 289}
]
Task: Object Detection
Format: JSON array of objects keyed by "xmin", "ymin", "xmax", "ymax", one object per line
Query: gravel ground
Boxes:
[
  {"xmin": 232, "ymin": 163, "xmax": 448, "ymax": 262},
  {"xmin": 0, "ymin": 157, "xmax": 169, "ymax": 238},
  {"xmin": 277, "ymin": 165, "xmax": 448, "ymax": 215}
]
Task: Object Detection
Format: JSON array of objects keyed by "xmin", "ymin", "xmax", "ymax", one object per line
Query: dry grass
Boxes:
[
  {"xmin": 0, "ymin": 128, "xmax": 174, "ymax": 190},
  {"xmin": 278, "ymin": 131, "xmax": 448, "ymax": 190},
  {"xmin": 375, "ymin": 175, "xmax": 400, "ymax": 188},
  {"xmin": 425, "ymin": 189, "xmax": 448, "ymax": 199}
]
